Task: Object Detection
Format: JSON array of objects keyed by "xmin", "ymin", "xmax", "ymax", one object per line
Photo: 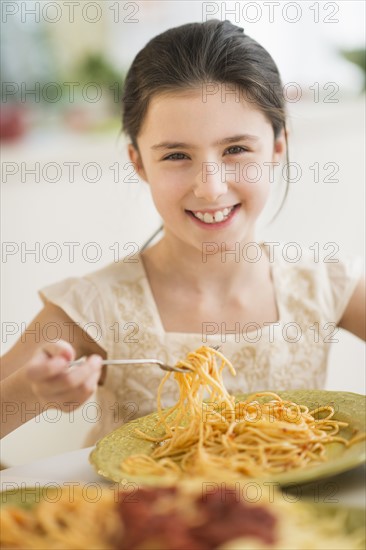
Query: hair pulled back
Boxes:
[{"xmin": 122, "ymin": 19, "xmax": 287, "ymax": 147}]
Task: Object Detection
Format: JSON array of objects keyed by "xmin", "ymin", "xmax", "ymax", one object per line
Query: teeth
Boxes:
[
  {"xmin": 191, "ymin": 206, "xmax": 235, "ymax": 224},
  {"xmin": 203, "ymin": 212, "xmax": 214, "ymax": 223}
]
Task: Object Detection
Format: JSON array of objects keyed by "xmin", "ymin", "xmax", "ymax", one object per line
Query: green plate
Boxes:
[
  {"xmin": 0, "ymin": 486, "xmax": 60, "ymax": 509},
  {"xmin": 89, "ymin": 390, "xmax": 366, "ymax": 486}
]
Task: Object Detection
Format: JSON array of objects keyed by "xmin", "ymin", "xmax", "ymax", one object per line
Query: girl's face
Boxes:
[{"xmin": 129, "ymin": 88, "xmax": 286, "ymax": 251}]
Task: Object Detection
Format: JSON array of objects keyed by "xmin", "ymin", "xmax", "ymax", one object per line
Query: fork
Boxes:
[{"xmin": 68, "ymin": 345, "xmax": 221, "ymax": 373}]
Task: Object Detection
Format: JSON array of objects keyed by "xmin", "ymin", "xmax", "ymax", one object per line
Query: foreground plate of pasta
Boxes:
[
  {"xmin": 1, "ymin": 484, "xmax": 365, "ymax": 549},
  {"xmin": 90, "ymin": 346, "xmax": 366, "ymax": 486}
]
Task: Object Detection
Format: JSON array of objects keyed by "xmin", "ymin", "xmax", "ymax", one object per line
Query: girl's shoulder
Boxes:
[
  {"xmin": 85, "ymin": 254, "xmax": 145, "ymax": 287},
  {"xmin": 268, "ymin": 241, "xmax": 362, "ymax": 281},
  {"xmin": 267, "ymin": 242, "xmax": 363, "ymax": 323},
  {"xmin": 39, "ymin": 255, "xmax": 144, "ymax": 305},
  {"xmin": 38, "ymin": 256, "xmax": 145, "ymax": 351}
]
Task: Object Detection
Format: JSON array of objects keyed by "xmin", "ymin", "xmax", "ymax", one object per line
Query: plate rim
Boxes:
[{"xmin": 89, "ymin": 389, "xmax": 366, "ymax": 486}]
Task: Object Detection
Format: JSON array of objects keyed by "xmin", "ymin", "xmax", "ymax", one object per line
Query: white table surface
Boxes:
[{"xmin": 0, "ymin": 447, "xmax": 365, "ymax": 508}]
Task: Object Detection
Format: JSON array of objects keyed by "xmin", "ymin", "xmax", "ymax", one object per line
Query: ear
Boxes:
[
  {"xmin": 272, "ymin": 127, "xmax": 288, "ymax": 163},
  {"xmin": 128, "ymin": 144, "xmax": 148, "ymax": 182}
]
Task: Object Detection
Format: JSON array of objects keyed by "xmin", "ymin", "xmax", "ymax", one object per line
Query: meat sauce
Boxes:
[{"xmin": 116, "ymin": 486, "xmax": 277, "ymax": 549}]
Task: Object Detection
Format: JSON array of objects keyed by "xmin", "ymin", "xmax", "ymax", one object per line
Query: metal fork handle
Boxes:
[
  {"xmin": 68, "ymin": 357, "xmax": 188, "ymax": 373},
  {"xmin": 69, "ymin": 346, "xmax": 221, "ymax": 373}
]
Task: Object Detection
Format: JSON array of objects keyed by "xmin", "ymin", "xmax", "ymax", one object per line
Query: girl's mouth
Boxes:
[{"xmin": 185, "ymin": 204, "xmax": 241, "ymax": 228}]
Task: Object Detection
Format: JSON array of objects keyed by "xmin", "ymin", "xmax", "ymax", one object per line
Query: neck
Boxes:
[{"xmin": 141, "ymin": 229, "xmax": 269, "ymax": 295}]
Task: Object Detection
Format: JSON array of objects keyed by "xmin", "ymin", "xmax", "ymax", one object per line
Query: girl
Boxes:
[{"xmin": 1, "ymin": 20, "xmax": 365, "ymax": 444}]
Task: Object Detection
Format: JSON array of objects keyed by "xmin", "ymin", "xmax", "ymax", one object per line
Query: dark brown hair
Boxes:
[{"xmin": 122, "ymin": 19, "xmax": 289, "ymax": 227}]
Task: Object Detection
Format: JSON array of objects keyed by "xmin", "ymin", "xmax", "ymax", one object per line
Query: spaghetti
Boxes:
[
  {"xmin": 0, "ymin": 488, "xmax": 120, "ymax": 549},
  {"xmin": 121, "ymin": 346, "xmax": 365, "ymax": 479}
]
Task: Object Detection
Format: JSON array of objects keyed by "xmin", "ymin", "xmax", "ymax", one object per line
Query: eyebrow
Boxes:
[{"xmin": 151, "ymin": 134, "xmax": 259, "ymax": 150}]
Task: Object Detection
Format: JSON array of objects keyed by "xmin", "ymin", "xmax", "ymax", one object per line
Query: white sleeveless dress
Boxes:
[{"xmin": 38, "ymin": 244, "xmax": 362, "ymax": 445}]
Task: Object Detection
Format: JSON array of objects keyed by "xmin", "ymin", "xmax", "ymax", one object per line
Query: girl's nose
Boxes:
[{"xmin": 193, "ymin": 162, "xmax": 228, "ymax": 202}]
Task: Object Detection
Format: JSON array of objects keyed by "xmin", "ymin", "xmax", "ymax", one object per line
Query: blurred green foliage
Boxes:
[
  {"xmin": 75, "ymin": 53, "xmax": 125, "ymax": 109},
  {"xmin": 340, "ymin": 48, "xmax": 366, "ymax": 91}
]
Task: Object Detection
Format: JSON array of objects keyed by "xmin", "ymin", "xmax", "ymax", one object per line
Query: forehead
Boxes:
[{"xmin": 138, "ymin": 87, "xmax": 272, "ymax": 143}]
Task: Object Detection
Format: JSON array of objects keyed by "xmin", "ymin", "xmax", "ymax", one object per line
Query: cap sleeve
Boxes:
[
  {"xmin": 38, "ymin": 276, "xmax": 108, "ymax": 352},
  {"xmin": 322, "ymin": 256, "xmax": 364, "ymax": 324}
]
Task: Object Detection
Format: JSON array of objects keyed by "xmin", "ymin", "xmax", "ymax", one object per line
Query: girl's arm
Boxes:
[
  {"xmin": 338, "ymin": 276, "xmax": 366, "ymax": 341},
  {"xmin": 0, "ymin": 303, "xmax": 106, "ymax": 438}
]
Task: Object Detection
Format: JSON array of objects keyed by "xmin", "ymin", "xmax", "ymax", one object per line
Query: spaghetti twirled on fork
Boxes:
[{"xmin": 121, "ymin": 346, "xmax": 365, "ymax": 479}]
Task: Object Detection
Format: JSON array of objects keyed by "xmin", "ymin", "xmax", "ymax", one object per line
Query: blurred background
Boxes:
[{"xmin": 1, "ymin": 1, "xmax": 365, "ymax": 466}]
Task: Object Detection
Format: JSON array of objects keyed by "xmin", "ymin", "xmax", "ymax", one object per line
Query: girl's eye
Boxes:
[
  {"xmin": 224, "ymin": 146, "xmax": 248, "ymax": 155},
  {"xmin": 163, "ymin": 152, "xmax": 189, "ymax": 161}
]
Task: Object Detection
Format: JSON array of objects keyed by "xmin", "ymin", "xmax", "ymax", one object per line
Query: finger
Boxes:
[
  {"xmin": 34, "ymin": 370, "xmax": 102, "ymax": 408},
  {"xmin": 32, "ymin": 356, "xmax": 103, "ymax": 395},
  {"xmin": 26, "ymin": 354, "xmax": 71, "ymax": 382},
  {"xmin": 41, "ymin": 340, "xmax": 76, "ymax": 362},
  {"xmin": 38, "ymin": 379, "xmax": 100, "ymax": 411},
  {"xmin": 84, "ymin": 369, "xmax": 103, "ymax": 394}
]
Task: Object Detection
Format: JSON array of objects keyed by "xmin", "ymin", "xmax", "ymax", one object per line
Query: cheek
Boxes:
[
  {"xmin": 237, "ymin": 150, "xmax": 274, "ymax": 199},
  {"xmin": 147, "ymin": 166, "xmax": 189, "ymax": 210},
  {"xmin": 236, "ymin": 168, "xmax": 272, "ymax": 215},
  {"xmin": 240, "ymin": 182, "xmax": 270, "ymax": 213},
  {"xmin": 148, "ymin": 180, "xmax": 184, "ymax": 218}
]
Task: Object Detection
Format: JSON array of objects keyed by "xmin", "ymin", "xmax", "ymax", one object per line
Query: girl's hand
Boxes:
[{"xmin": 25, "ymin": 340, "xmax": 103, "ymax": 412}]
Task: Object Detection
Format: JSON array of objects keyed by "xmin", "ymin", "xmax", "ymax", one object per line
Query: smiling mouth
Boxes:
[{"xmin": 186, "ymin": 204, "xmax": 240, "ymax": 224}]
